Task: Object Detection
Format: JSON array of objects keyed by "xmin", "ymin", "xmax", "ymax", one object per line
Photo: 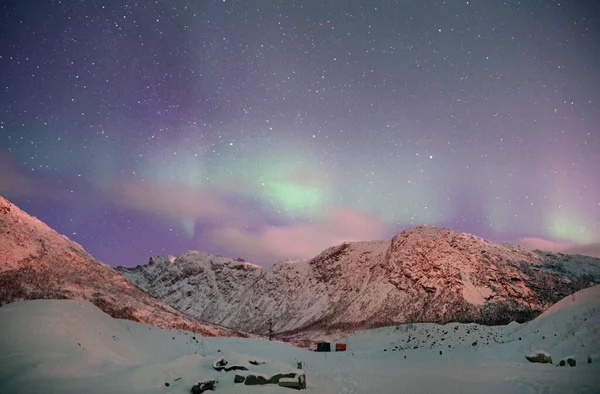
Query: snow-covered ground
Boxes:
[{"xmin": 1, "ymin": 286, "xmax": 599, "ymax": 393}]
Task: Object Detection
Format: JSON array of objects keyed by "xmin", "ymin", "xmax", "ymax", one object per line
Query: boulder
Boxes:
[
  {"xmin": 244, "ymin": 373, "xmax": 269, "ymax": 385},
  {"xmin": 278, "ymin": 377, "xmax": 300, "ymax": 389},
  {"xmin": 190, "ymin": 380, "xmax": 216, "ymax": 393},
  {"xmin": 267, "ymin": 372, "xmax": 297, "ymax": 384},
  {"xmin": 557, "ymin": 356, "xmax": 576, "ymax": 367},
  {"xmin": 224, "ymin": 364, "xmax": 248, "ymax": 372},
  {"xmin": 212, "ymin": 356, "xmax": 227, "ymax": 371},
  {"xmin": 249, "ymin": 359, "xmax": 267, "ymax": 366},
  {"xmin": 234, "ymin": 374, "xmax": 245, "ymax": 383},
  {"xmin": 278, "ymin": 374, "xmax": 307, "ymax": 390},
  {"xmin": 212, "ymin": 356, "xmax": 249, "ymax": 372},
  {"xmin": 525, "ymin": 350, "xmax": 552, "ymax": 364}
]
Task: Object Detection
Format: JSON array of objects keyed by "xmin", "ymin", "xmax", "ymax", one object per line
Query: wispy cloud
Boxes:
[
  {"xmin": 100, "ymin": 179, "xmax": 259, "ymax": 228},
  {"xmin": 99, "ymin": 178, "xmax": 390, "ymax": 263},
  {"xmin": 0, "ymin": 154, "xmax": 80, "ymax": 203},
  {"xmin": 0, "ymin": 154, "xmax": 32, "ymax": 196},
  {"xmin": 562, "ymin": 244, "xmax": 600, "ymax": 259},
  {"xmin": 201, "ymin": 206, "xmax": 390, "ymax": 263},
  {"xmin": 514, "ymin": 237, "xmax": 600, "ymax": 258},
  {"xmin": 6, "ymin": 157, "xmax": 596, "ymax": 264}
]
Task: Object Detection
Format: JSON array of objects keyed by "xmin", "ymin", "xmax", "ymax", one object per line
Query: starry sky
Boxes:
[{"xmin": 1, "ymin": 0, "xmax": 599, "ymax": 266}]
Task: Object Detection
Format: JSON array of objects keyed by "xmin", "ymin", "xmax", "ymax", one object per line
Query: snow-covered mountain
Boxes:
[
  {"xmin": 0, "ymin": 196, "xmax": 246, "ymax": 337},
  {"xmin": 118, "ymin": 225, "xmax": 600, "ymax": 339}
]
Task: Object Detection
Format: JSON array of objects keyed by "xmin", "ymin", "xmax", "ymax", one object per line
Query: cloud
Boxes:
[
  {"xmin": 514, "ymin": 237, "xmax": 600, "ymax": 258},
  {"xmin": 0, "ymin": 154, "xmax": 81, "ymax": 204},
  {"xmin": 0, "ymin": 161, "xmax": 390, "ymax": 264},
  {"xmin": 562, "ymin": 244, "xmax": 600, "ymax": 259},
  {"xmin": 99, "ymin": 179, "xmax": 391, "ymax": 263},
  {"xmin": 201, "ymin": 206, "xmax": 391, "ymax": 263},
  {"xmin": 99, "ymin": 179, "xmax": 260, "ymax": 228},
  {"xmin": 514, "ymin": 237, "xmax": 571, "ymax": 253},
  {"xmin": 0, "ymin": 154, "xmax": 32, "ymax": 196}
]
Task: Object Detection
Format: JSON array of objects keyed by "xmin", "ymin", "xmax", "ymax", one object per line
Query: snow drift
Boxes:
[{"xmin": 1, "ymin": 286, "xmax": 599, "ymax": 393}]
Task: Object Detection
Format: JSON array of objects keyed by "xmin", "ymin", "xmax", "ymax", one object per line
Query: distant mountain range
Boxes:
[
  {"xmin": 0, "ymin": 196, "xmax": 246, "ymax": 338},
  {"xmin": 1, "ymin": 195, "xmax": 599, "ymax": 342},
  {"xmin": 117, "ymin": 225, "xmax": 600, "ymax": 340}
]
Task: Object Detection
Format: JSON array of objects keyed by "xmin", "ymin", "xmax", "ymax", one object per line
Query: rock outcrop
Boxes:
[{"xmin": 525, "ymin": 350, "xmax": 553, "ymax": 364}]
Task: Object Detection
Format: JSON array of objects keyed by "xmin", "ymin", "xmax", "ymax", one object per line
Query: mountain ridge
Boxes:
[
  {"xmin": 0, "ymin": 195, "xmax": 247, "ymax": 338},
  {"xmin": 118, "ymin": 225, "xmax": 600, "ymax": 340}
]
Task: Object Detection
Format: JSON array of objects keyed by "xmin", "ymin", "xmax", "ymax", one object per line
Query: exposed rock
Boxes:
[
  {"xmin": 190, "ymin": 380, "xmax": 216, "ymax": 393},
  {"xmin": 267, "ymin": 372, "xmax": 297, "ymax": 384},
  {"xmin": 224, "ymin": 365, "xmax": 248, "ymax": 372},
  {"xmin": 278, "ymin": 374, "xmax": 307, "ymax": 390},
  {"xmin": 212, "ymin": 356, "xmax": 248, "ymax": 372},
  {"xmin": 525, "ymin": 350, "xmax": 552, "ymax": 364},
  {"xmin": 238, "ymin": 370, "xmax": 306, "ymax": 388},
  {"xmin": 244, "ymin": 373, "xmax": 269, "ymax": 385},
  {"xmin": 557, "ymin": 356, "xmax": 576, "ymax": 367},
  {"xmin": 212, "ymin": 356, "xmax": 227, "ymax": 371},
  {"xmin": 234, "ymin": 375, "xmax": 245, "ymax": 383},
  {"xmin": 249, "ymin": 359, "xmax": 267, "ymax": 366}
]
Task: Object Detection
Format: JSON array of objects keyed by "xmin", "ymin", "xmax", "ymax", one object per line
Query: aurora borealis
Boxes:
[{"xmin": 1, "ymin": 1, "xmax": 599, "ymax": 265}]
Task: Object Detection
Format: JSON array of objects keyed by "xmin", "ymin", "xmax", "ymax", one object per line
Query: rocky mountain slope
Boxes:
[
  {"xmin": 0, "ymin": 196, "xmax": 246, "ymax": 337},
  {"xmin": 118, "ymin": 226, "xmax": 600, "ymax": 340}
]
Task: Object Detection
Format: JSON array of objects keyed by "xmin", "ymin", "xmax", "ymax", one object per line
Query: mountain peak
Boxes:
[
  {"xmin": 0, "ymin": 195, "xmax": 246, "ymax": 337},
  {"xmin": 396, "ymin": 225, "xmax": 488, "ymax": 244},
  {"xmin": 118, "ymin": 226, "xmax": 600, "ymax": 339},
  {"xmin": 148, "ymin": 255, "xmax": 176, "ymax": 266}
]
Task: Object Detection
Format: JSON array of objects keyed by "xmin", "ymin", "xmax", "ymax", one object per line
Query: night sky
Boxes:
[{"xmin": 1, "ymin": 1, "xmax": 599, "ymax": 266}]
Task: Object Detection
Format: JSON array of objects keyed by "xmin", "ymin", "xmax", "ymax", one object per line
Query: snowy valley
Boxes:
[{"xmin": 1, "ymin": 285, "xmax": 599, "ymax": 393}]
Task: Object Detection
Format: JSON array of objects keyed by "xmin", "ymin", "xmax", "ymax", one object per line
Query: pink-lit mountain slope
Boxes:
[
  {"xmin": 0, "ymin": 196, "xmax": 246, "ymax": 337},
  {"xmin": 118, "ymin": 226, "xmax": 600, "ymax": 340}
]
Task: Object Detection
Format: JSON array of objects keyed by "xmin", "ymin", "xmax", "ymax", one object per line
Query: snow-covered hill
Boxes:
[
  {"xmin": 118, "ymin": 225, "xmax": 600, "ymax": 339},
  {"xmin": 343, "ymin": 284, "xmax": 600, "ymax": 363},
  {"xmin": 1, "ymin": 286, "xmax": 598, "ymax": 393},
  {"xmin": 0, "ymin": 196, "xmax": 245, "ymax": 337}
]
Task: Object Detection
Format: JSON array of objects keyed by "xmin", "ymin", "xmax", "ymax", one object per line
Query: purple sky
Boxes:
[{"xmin": 1, "ymin": 1, "xmax": 599, "ymax": 266}]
